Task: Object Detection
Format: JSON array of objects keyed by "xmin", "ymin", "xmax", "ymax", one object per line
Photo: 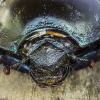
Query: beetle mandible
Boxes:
[{"xmin": 0, "ymin": 0, "xmax": 100, "ymax": 87}]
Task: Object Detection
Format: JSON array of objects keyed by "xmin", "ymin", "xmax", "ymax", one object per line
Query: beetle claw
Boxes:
[
  {"xmin": 3, "ymin": 66, "xmax": 10, "ymax": 75},
  {"xmin": 69, "ymin": 54, "xmax": 96, "ymax": 70},
  {"xmin": 3, "ymin": 62, "xmax": 21, "ymax": 75},
  {"xmin": 89, "ymin": 60, "xmax": 95, "ymax": 68}
]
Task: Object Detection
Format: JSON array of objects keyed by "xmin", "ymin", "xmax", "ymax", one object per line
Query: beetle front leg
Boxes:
[
  {"xmin": 0, "ymin": 55, "xmax": 30, "ymax": 75},
  {"xmin": 70, "ymin": 49, "xmax": 100, "ymax": 70},
  {"xmin": 70, "ymin": 57, "xmax": 95, "ymax": 70}
]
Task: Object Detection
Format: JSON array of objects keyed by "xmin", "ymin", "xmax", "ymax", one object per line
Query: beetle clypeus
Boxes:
[{"xmin": 0, "ymin": 0, "xmax": 100, "ymax": 87}]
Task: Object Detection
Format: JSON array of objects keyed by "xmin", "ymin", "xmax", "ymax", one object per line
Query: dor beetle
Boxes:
[{"xmin": 0, "ymin": 0, "xmax": 100, "ymax": 87}]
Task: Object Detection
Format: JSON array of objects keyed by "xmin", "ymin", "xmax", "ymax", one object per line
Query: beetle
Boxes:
[{"xmin": 0, "ymin": 0, "xmax": 100, "ymax": 87}]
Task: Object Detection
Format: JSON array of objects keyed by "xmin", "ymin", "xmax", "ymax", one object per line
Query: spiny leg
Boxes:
[
  {"xmin": 0, "ymin": 55, "xmax": 30, "ymax": 75},
  {"xmin": 69, "ymin": 51, "xmax": 97, "ymax": 70}
]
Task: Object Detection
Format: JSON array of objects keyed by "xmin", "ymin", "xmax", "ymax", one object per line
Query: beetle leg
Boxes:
[
  {"xmin": 72, "ymin": 58, "xmax": 95, "ymax": 70},
  {"xmin": 71, "ymin": 52, "xmax": 97, "ymax": 70},
  {"xmin": 3, "ymin": 62, "xmax": 21, "ymax": 75},
  {"xmin": 0, "ymin": 55, "xmax": 2, "ymax": 63},
  {"xmin": 83, "ymin": 50, "xmax": 100, "ymax": 62},
  {"xmin": 0, "ymin": 55, "xmax": 30, "ymax": 75}
]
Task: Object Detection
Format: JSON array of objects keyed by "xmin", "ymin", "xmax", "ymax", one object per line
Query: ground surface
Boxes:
[{"xmin": 0, "ymin": 62, "xmax": 100, "ymax": 100}]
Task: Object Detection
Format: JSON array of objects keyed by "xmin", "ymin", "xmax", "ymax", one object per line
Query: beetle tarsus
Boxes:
[
  {"xmin": 3, "ymin": 66, "xmax": 10, "ymax": 75},
  {"xmin": 3, "ymin": 63, "xmax": 20, "ymax": 75},
  {"xmin": 70, "ymin": 55, "xmax": 95, "ymax": 70},
  {"xmin": 89, "ymin": 60, "xmax": 95, "ymax": 68}
]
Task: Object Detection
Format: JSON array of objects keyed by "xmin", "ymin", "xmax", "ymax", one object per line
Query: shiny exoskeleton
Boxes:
[{"xmin": 0, "ymin": 0, "xmax": 100, "ymax": 87}]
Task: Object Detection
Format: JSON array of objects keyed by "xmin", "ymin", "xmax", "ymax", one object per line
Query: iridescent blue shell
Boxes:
[{"xmin": 0, "ymin": 0, "xmax": 100, "ymax": 52}]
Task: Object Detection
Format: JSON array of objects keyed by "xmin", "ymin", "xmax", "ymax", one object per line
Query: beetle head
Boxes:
[{"xmin": 19, "ymin": 29, "xmax": 77, "ymax": 87}]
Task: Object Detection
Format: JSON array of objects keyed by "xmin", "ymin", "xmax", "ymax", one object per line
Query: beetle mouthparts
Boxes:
[
  {"xmin": 30, "ymin": 62, "xmax": 69, "ymax": 87},
  {"xmin": 29, "ymin": 55, "xmax": 69, "ymax": 87}
]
